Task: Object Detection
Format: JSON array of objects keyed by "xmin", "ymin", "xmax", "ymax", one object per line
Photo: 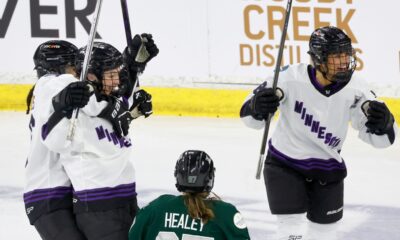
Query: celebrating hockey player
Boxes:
[
  {"xmin": 25, "ymin": 35, "xmax": 158, "ymax": 240},
  {"xmin": 129, "ymin": 150, "xmax": 251, "ymax": 240},
  {"xmin": 40, "ymin": 36, "xmax": 158, "ymax": 240},
  {"xmin": 240, "ymin": 26, "xmax": 398, "ymax": 239},
  {"xmin": 24, "ymin": 40, "xmax": 90, "ymax": 240}
]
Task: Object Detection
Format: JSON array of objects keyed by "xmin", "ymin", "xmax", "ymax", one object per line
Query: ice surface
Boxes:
[{"xmin": 0, "ymin": 112, "xmax": 399, "ymax": 239}]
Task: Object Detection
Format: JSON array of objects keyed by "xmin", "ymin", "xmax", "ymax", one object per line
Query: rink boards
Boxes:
[{"xmin": 0, "ymin": 84, "xmax": 399, "ymax": 123}]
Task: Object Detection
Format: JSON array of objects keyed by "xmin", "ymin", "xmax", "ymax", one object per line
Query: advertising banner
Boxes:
[{"xmin": 0, "ymin": 0, "xmax": 399, "ymax": 88}]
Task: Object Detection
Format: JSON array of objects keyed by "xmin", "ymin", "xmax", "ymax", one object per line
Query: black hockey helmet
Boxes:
[
  {"xmin": 308, "ymin": 26, "xmax": 356, "ymax": 83},
  {"xmin": 33, "ymin": 40, "xmax": 78, "ymax": 78},
  {"xmin": 76, "ymin": 42, "xmax": 125, "ymax": 95},
  {"xmin": 175, "ymin": 150, "xmax": 215, "ymax": 193}
]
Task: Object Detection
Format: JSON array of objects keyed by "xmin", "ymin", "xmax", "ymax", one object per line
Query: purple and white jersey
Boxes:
[
  {"xmin": 241, "ymin": 63, "xmax": 397, "ymax": 181},
  {"xmin": 42, "ymin": 85, "xmax": 137, "ymax": 212},
  {"xmin": 42, "ymin": 106, "xmax": 136, "ymax": 193},
  {"xmin": 24, "ymin": 74, "xmax": 78, "ymax": 224},
  {"xmin": 25, "ymin": 74, "xmax": 76, "ymax": 193}
]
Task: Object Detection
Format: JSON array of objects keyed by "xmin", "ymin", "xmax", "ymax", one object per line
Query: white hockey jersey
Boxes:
[
  {"xmin": 41, "ymin": 82, "xmax": 137, "ymax": 212},
  {"xmin": 241, "ymin": 64, "xmax": 398, "ymax": 182},
  {"xmin": 24, "ymin": 73, "xmax": 78, "ymax": 224}
]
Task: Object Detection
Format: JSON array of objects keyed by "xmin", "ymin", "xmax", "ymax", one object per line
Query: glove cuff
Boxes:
[{"xmin": 52, "ymin": 89, "xmax": 73, "ymax": 113}]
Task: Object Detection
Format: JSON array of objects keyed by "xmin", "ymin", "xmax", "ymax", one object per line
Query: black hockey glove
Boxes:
[
  {"xmin": 52, "ymin": 81, "xmax": 92, "ymax": 117},
  {"xmin": 363, "ymin": 101, "xmax": 394, "ymax": 135},
  {"xmin": 123, "ymin": 33, "xmax": 159, "ymax": 74},
  {"xmin": 129, "ymin": 90, "xmax": 153, "ymax": 119},
  {"xmin": 250, "ymin": 88, "xmax": 283, "ymax": 119},
  {"xmin": 98, "ymin": 97, "xmax": 134, "ymax": 138}
]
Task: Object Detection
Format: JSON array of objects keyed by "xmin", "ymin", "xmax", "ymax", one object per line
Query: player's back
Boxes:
[{"xmin": 129, "ymin": 194, "xmax": 250, "ymax": 240}]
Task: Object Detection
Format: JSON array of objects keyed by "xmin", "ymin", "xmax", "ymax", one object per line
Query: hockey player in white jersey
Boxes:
[
  {"xmin": 24, "ymin": 40, "xmax": 91, "ymax": 240},
  {"xmin": 240, "ymin": 26, "xmax": 398, "ymax": 240},
  {"xmin": 42, "ymin": 38, "xmax": 158, "ymax": 240}
]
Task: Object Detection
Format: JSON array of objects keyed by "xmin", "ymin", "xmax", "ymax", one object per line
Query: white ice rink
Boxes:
[{"xmin": 0, "ymin": 111, "xmax": 399, "ymax": 239}]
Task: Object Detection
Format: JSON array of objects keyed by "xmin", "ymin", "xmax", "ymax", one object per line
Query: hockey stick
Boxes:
[
  {"xmin": 67, "ymin": 0, "xmax": 103, "ymax": 140},
  {"xmin": 120, "ymin": 0, "xmax": 140, "ymax": 95},
  {"xmin": 120, "ymin": 0, "xmax": 133, "ymax": 48},
  {"xmin": 255, "ymin": 0, "xmax": 293, "ymax": 179}
]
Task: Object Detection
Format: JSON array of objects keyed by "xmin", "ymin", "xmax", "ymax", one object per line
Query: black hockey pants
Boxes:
[
  {"xmin": 75, "ymin": 202, "xmax": 138, "ymax": 240},
  {"xmin": 34, "ymin": 209, "xmax": 86, "ymax": 240}
]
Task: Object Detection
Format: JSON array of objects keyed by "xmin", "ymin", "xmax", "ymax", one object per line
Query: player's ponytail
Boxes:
[
  {"xmin": 183, "ymin": 192, "xmax": 218, "ymax": 224},
  {"xmin": 26, "ymin": 85, "xmax": 35, "ymax": 114}
]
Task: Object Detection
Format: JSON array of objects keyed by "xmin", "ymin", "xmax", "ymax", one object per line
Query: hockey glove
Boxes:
[
  {"xmin": 98, "ymin": 97, "xmax": 134, "ymax": 138},
  {"xmin": 123, "ymin": 33, "xmax": 159, "ymax": 74},
  {"xmin": 363, "ymin": 100, "xmax": 394, "ymax": 135},
  {"xmin": 52, "ymin": 81, "xmax": 92, "ymax": 117},
  {"xmin": 250, "ymin": 88, "xmax": 283, "ymax": 119},
  {"xmin": 129, "ymin": 90, "xmax": 153, "ymax": 119}
]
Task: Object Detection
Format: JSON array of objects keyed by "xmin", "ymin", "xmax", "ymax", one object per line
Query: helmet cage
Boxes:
[
  {"xmin": 114, "ymin": 66, "xmax": 131, "ymax": 97},
  {"xmin": 76, "ymin": 42, "xmax": 124, "ymax": 96},
  {"xmin": 308, "ymin": 26, "xmax": 357, "ymax": 83}
]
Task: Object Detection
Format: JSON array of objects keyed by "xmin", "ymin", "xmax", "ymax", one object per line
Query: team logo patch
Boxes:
[
  {"xmin": 326, "ymin": 206, "xmax": 343, "ymax": 215},
  {"xmin": 233, "ymin": 212, "xmax": 247, "ymax": 229},
  {"xmin": 26, "ymin": 206, "xmax": 34, "ymax": 215}
]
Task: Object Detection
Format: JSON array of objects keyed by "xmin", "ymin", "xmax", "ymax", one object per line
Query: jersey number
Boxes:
[{"xmin": 156, "ymin": 231, "xmax": 213, "ymax": 240}]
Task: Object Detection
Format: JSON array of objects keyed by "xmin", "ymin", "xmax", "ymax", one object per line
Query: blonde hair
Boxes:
[{"xmin": 182, "ymin": 192, "xmax": 220, "ymax": 224}]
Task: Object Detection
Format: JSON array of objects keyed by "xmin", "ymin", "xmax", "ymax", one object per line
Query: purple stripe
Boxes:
[
  {"xmin": 271, "ymin": 149, "xmax": 346, "ymax": 170},
  {"xmin": 284, "ymin": 156, "xmax": 345, "ymax": 168},
  {"xmin": 308, "ymin": 66, "xmax": 345, "ymax": 95},
  {"xmin": 310, "ymin": 68, "xmax": 325, "ymax": 91},
  {"xmin": 24, "ymin": 187, "xmax": 72, "ymax": 199},
  {"xmin": 74, "ymin": 187, "xmax": 135, "ymax": 197},
  {"xmin": 73, "ymin": 183, "xmax": 135, "ymax": 195},
  {"xmin": 273, "ymin": 153, "xmax": 345, "ymax": 171},
  {"xmin": 292, "ymin": 161, "xmax": 344, "ymax": 168},
  {"xmin": 269, "ymin": 142, "xmax": 346, "ymax": 171},
  {"xmin": 24, "ymin": 194, "xmax": 69, "ymax": 204},
  {"xmin": 269, "ymin": 142, "xmax": 343, "ymax": 164},
  {"xmin": 24, "ymin": 189, "xmax": 72, "ymax": 201},
  {"xmin": 78, "ymin": 192, "xmax": 137, "ymax": 202},
  {"xmin": 25, "ymin": 186, "xmax": 72, "ymax": 194},
  {"xmin": 41, "ymin": 123, "xmax": 49, "ymax": 140},
  {"xmin": 122, "ymin": 96, "xmax": 129, "ymax": 106},
  {"xmin": 290, "ymin": 162, "xmax": 345, "ymax": 171}
]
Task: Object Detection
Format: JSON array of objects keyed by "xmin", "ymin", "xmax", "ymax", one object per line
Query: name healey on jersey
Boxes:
[{"xmin": 164, "ymin": 212, "xmax": 204, "ymax": 232}]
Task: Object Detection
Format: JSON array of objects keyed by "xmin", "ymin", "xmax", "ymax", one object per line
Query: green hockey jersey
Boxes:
[{"xmin": 129, "ymin": 194, "xmax": 250, "ymax": 240}]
